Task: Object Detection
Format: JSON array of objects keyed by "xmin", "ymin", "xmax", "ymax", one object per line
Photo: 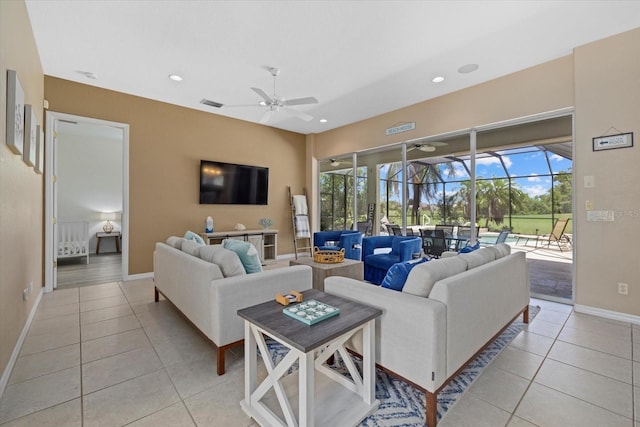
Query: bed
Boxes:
[{"xmin": 57, "ymin": 220, "xmax": 90, "ymax": 264}]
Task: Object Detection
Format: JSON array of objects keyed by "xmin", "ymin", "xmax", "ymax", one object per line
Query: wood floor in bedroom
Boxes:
[{"xmin": 57, "ymin": 253, "xmax": 122, "ymax": 288}]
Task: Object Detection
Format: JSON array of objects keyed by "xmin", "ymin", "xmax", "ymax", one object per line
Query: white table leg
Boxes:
[
  {"xmin": 299, "ymin": 350, "xmax": 315, "ymax": 427},
  {"xmin": 362, "ymin": 319, "xmax": 376, "ymax": 405},
  {"xmin": 244, "ymin": 321, "xmax": 257, "ymax": 408}
]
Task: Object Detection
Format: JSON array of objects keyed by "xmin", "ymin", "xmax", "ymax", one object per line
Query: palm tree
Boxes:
[
  {"xmin": 384, "ymin": 161, "xmax": 456, "ymax": 225},
  {"xmin": 476, "ymin": 178, "xmax": 525, "ymax": 228}
]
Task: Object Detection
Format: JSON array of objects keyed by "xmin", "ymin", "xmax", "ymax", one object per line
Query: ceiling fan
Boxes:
[
  {"xmin": 329, "ymin": 158, "xmax": 352, "ymax": 167},
  {"xmin": 407, "ymin": 141, "xmax": 448, "ymax": 152},
  {"xmin": 224, "ymin": 67, "xmax": 318, "ymax": 124}
]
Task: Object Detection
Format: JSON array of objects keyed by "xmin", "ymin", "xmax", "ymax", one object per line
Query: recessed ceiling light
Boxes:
[
  {"xmin": 168, "ymin": 74, "xmax": 183, "ymax": 81},
  {"xmin": 432, "ymin": 76, "xmax": 445, "ymax": 83},
  {"xmin": 458, "ymin": 64, "xmax": 479, "ymax": 74},
  {"xmin": 320, "ymin": 118, "xmax": 328, "ymax": 123}
]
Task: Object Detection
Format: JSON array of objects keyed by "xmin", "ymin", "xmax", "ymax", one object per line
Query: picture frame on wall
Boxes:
[
  {"xmin": 35, "ymin": 125, "xmax": 44, "ymax": 174},
  {"xmin": 23, "ymin": 104, "xmax": 37, "ymax": 166},
  {"xmin": 6, "ymin": 69, "xmax": 25, "ymax": 155}
]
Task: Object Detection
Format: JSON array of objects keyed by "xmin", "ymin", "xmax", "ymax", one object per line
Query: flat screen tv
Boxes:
[{"xmin": 199, "ymin": 160, "xmax": 269, "ymax": 205}]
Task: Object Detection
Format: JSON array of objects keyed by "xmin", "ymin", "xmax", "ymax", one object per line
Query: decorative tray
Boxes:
[
  {"xmin": 282, "ymin": 300, "xmax": 340, "ymax": 325},
  {"xmin": 313, "ymin": 247, "xmax": 345, "ymax": 264}
]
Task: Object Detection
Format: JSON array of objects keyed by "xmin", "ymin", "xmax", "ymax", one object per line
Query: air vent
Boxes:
[{"xmin": 200, "ymin": 99, "xmax": 223, "ymax": 108}]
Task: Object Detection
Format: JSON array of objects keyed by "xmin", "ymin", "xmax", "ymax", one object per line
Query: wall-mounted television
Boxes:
[{"xmin": 199, "ymin": 160, "xmax": 269, "ymax": 205}]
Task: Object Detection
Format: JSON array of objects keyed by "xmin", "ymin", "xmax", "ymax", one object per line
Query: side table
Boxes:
[
  {"xmin": 96, "ymin": 231, "xmax": 121, "ymax": 254},
  {"xmin": 238, "ymin": 289, "xmax": 381, "ymax": 427},
  {"xmin": 289, "ymin": 257, "xmax": 363, "ymax": 291}
]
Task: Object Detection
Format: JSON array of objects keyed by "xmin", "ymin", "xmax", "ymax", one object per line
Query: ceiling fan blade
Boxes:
[
  {"xmin": 223, "ymin": 104, "xmax": 261, "ymax": 108},
  {"xmin": 429, "ymin": 141, "xmax": 448, "ymax": 147},
  {"xmin": 283, "ymin": 96, "xmax": 318, "ymax": 106},
  {"xmin": 251, "ymin": 87, "xmax": 274, "ymax": 103},
  {"xmin": 283, "ymin": 107, "xmax": 313, "ymax": 122},
  {"xmin": 259, "ymin": 109, "xmax": 272, "ymax": 124}
]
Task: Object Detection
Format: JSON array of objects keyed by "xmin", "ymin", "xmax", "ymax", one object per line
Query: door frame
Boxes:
[{"xmin": 44, "ymin": 112, "xmax": 130, "ymax": 292}]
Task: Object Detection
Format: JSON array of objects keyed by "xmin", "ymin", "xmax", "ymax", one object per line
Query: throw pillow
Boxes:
[
  {"xmin": 181, "ymin": 239, "xmax": 202, "ymax": 256},
  {"xmin": 459, "ymin": 241, "xmax": 480, "ymax": 253},
  {"xmin": 166, "ymin": 236, "xmax": 185, "ymax": 250},
  {"xmin": 402, "ymin": 256, "xmax": 467, "ymax": 298},
  {"xmin": 222, "ymin": 239, "xmax": 263, "ymax": 274},
  {"xmin": 184, "ymin": 230, "xmax": 206, "ymax": 246},
  {"xmin": 381, "ymin": 258, "xmax": 428, "ymax": 291},
  {"xmin": 199, "ymin": 245, "xmax": 246, "ymax": 277}
]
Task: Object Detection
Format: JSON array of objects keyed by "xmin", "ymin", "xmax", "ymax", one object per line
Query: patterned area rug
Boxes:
[{"xmin": 267, "ymin": 304, "xmax": 539, "ymax": 426}]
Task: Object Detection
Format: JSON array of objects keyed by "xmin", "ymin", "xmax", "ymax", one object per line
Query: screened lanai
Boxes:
[{"xmin": 318, "ymin": 114, "xmax": 574, "ymax": 302}]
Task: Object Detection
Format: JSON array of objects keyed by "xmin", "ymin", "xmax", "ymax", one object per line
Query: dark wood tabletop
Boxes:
[{"xmin": 237, "ymin": 289, "xmax": 382, "ymax": 353}]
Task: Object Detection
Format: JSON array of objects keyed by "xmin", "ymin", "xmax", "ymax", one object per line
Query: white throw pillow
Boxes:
[
  {"xmin": 165, "ymin": 236, "xmax": 185, "ymax": 250},
  {"xmin": 402, "ymin": 256, "xmax": 468, "ymax": 298},
  {"xmin": 198, "ymin": 245, "xmax": 246, "ymax": 277},
  {"xmin": 181, "ymin": 239, "xmax": 202, "ymax": 256}
]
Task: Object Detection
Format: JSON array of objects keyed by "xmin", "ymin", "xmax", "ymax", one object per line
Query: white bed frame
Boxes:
[{"xmin": 57, "ymin": 220, "xmax": 89, "ymax": 264}]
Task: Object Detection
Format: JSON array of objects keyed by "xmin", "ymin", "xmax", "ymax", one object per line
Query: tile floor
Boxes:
[{"xmin": 0, "ymin": 279, "xmax": 637, "ymax": 427}]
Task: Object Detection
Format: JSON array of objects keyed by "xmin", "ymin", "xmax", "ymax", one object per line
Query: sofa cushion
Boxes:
[
  {"xmin": 493, "ymin": 243, "xmax": 511, "ymax": 258},
  {"xmin": 184, "ymin": 230, "xmax": 206, "ymax": 245},
  {"xmin": 459, "ymin": 247, "xmax": 496, "ymax": 270},
  {"xmin": 402, "ymin": 256, "xmax": 467, "ymax": 298},
  {"xmin": 381, "ymin": 258, "xmax": 428, "ymax": 291},
  {"xmin": 181, "ymin": 239, "xmax": 202, "ymax": 256},
  {"xmin": 198, "ymin": 245, "xmax": 246, "ymax": 277},
  {"xmin": 222, "ymin": 239, "xmax": 263, "ymax": 274},
  {"xmin": 166, "ymin": 236, "xmax": 185, "ymax": 250}
]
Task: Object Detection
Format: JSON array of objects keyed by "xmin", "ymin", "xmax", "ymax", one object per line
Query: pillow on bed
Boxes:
[
  {"xmin": 184, "ymin": 230, "xmax": 206, "ymax": 246},
  {"xmin": 222, "ymin": 239, "xmax": 263, "ymax": 274}
]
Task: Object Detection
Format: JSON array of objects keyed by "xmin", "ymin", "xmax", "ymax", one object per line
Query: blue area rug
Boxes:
[{"xmin": 267, "ymin": 305, "xmax": 539, "ymax": 426}]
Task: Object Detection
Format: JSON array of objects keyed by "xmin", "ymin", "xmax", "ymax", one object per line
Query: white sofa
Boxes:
[
  {"xmin": 324, "ymin": 244, "xmax": 529, "ymax": 427},
  {"xmin": 153, "ymin": 238, "xmax": 312, "ymax": 375}
]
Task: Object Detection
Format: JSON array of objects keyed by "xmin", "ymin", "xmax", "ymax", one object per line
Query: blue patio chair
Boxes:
[{"xmin": 362, "ymin": 235, "xmax": 422, "ymax": 284}]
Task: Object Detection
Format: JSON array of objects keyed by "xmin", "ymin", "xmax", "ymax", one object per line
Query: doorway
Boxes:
[{"xmin": 44, "ymin": 113, "xmax": 129, "ymax": 292}]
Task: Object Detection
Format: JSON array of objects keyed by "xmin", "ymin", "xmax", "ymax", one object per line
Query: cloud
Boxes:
[
  {"xmin": 522, "ymin": 184, "xmax": 548, "ymax": 197},
  {"xmin": 527, "ymin": 175, "xmax": 541, "ymax": 182},
  {"xmin": 475, "ymin": 156, "xmax": 512, "ymax": 169},
  {"xmin": 550, "ymin": 154, "xmax": 564, "ymax": 162}
]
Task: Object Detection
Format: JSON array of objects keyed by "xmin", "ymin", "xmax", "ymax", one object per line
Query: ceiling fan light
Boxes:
[
  {"xmin": 419, "ymin": 145, "xmax": 437, "ymax": 152},
  {"xmin": 330, "ymin": 159, "xmax": 340, "ymax": 167}
]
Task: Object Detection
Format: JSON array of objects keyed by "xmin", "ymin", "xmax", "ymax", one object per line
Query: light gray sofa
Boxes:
[
  {"xmin": 153, "ymin": 238, "xmax": 312, "ymax": 374},
  {"xmin": 324, "ymin": 244, "xmax": 529, "ymax": 427}
]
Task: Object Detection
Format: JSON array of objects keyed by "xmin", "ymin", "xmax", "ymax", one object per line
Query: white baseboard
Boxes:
[
  {"xmin": 124, "ymin": 272, "xmax": 154, "ymax": 281},
  {"xmin": 574, "ymin": 304, "xmax": 640, "ymax": 325},
  {"xmin": 0, "ymin": 288, "xmax": 43, "ymax": 400}
]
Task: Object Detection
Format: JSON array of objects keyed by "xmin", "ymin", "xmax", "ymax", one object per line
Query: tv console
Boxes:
[{"xmin": 200, "ymin": 229, "xmax": 278, "ymax": 264}]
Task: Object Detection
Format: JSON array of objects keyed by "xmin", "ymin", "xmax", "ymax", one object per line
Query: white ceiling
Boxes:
[{"xmin": 25, "ymin": 1, "xmax": 640, "ymax": 135}]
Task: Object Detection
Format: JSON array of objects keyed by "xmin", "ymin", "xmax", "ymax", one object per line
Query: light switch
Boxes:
[
  {"xmin": 585, "ymin": 200, "xmax": 593, "ymax": 210},
  {"xmin": 584, "ymin": 175, "xmax": 595, "ymax": 188}
]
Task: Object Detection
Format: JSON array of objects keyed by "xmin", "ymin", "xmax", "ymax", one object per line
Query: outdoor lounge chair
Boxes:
[{"xmin": 539, "ymin": 218, "xmax": 571, "ymax": 251}]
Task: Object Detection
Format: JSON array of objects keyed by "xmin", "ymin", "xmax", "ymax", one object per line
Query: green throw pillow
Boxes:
[{"xmin": 222, "ymin": 239, "xmax": 263, "ymax": 274}]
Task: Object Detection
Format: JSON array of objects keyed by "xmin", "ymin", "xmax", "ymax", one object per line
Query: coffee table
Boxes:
[
  {"xmin": 289, "ymin": 257, "xmax": 363, "ymax": 291},
  {"xmin": 238, "ymin": 289, "xmax": 381, "ymax": 427}
]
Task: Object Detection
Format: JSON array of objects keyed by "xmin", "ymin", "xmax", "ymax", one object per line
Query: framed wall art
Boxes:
[
  {"xmin": 23, "ymin": 104, "xmax": 37, "ymax": 166},
  {"xmin": 6, "ymin": 69, "xmax": 25, "ymax": 155},
  {"xmin": 592, "ymin": 132, "xmax": 633, "ymax": 151},
  {"xmin": 35, "ymin": 125, "xmax": 44, "ymax": 174}
]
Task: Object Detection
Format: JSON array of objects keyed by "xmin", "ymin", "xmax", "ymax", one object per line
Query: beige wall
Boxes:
[
  {"xmin": 0, "ymin": 0, "xmax": 45, "ymax": 377},
  {"xmin": 44, "ymin": 78, "xmax": 307, "ymax": 275},
  {"xmin": 573, "ymin": 28, "xmax": 640, "ymax": 314}
]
